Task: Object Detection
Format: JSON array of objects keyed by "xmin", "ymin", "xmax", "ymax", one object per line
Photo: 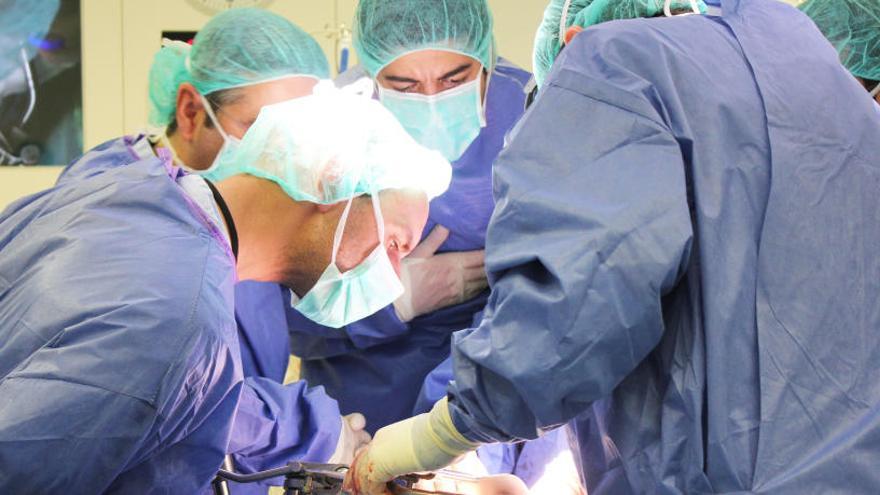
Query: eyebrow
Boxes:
[
  {"xmin": 383, "ymin": 62, "xmax": 475, "ymax": 84},
  {"xmin": 384, "ymin": 74, "xmax": 420, "ymax": 84},
  {"xmin": 439, "ymin": 62, "xmax": 474, "ymax": 81}
]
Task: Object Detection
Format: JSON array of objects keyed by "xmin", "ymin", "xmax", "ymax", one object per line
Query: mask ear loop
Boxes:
[
  {"xmin": 870, "ymin": 83, "xmax": 880, "ymax": 98},
  {"xmin": 200, "ymin": 93, "xmax": 234, "ymax": 142},
  {"xmin": 476, "ymin": 70, "xmax": 488, "ymax": 127},
  {"xmin": 558, "ymin": 0, "xmax": 573, "ymax": 47},
  {"xmin": 371, "ymin": 192, "xmax": 385, "ymax": 241},
  {"xmin": 184, "ymin": 49, "xmax": 236, "ymax": 143},
  {"xmin": 665, "ymin": 0, "xmax": 702, "ymax": 17},
  {"xmin": 330, "ymin": 195, "xmax": 357, "ymax": 265}
]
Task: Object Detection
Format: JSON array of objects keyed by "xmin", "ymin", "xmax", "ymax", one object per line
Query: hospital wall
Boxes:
[{"xmin": 0, "ymin": 0, "xmax": 803, "ymax": 210}]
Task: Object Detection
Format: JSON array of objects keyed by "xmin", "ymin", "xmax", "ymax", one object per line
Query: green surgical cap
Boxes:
[
  {"xmin": 148, "ymin": 8, "xmax": 330, "ymax": 128},
  {"xmin": 799, "ymin": 0, "xmax": 880, "ymax": 82},
  {"xmin": 533, "ymin": 0, "xmax": 594, "ymax": 89},
  {"xmin": 354, "ymin": 0, "xmax": 495, "ymax": 77},
  {"xmin": 0, "ymin": 0, "xmax": 59, "ymax": 79},
  {"xmin": 533, "ymin": 0, "xmax": 706, "ymax": 88},
  {"xmin": 208, "ymin": 82, "xmax": 452, "ymax": 204}
]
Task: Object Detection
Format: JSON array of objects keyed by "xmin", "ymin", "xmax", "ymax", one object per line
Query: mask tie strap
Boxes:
[
  {"xmin": 331, "ymin": 195, "xmax": 357, "ymax": 265},
  {"xmin": 371, "ymin": 192, "xmax": 385, "ymax": 241},
  {"xmin": 665, "ymin": 0, "xmax": 702, "ymax": 17},
  {"xmin": 558, "ymin": 0, "xmax": 573, "ymax": 46},
  {"xmin": 200, "ymin": 93, "xmax": 234, "ymax": 141}
]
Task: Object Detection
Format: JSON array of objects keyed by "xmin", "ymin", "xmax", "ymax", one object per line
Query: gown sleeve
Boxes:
[{"xmin": 446, "ymin": 65, "xmax": 695, "ymax": 443}]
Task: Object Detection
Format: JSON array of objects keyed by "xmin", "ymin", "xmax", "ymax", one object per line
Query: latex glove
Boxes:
[
  {"xmin": 343, "ymin": 397, "xmax": 480, "ymax": 494},
  {"xmin": 328, "ymin": 413, "xmax": 371, "ymax": 465},
  {"xmin": 393, "ymin": 225, "xmax": 488, "ymax": 322},
  {"xmin": 415, "ymin": 473, "xmax": 530, "ymax": 495}
]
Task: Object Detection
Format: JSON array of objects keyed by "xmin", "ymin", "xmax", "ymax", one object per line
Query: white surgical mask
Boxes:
[
  {"xmin": 290, "ymin": 193, "xmax": 404, "ymax": 328},
  {"xmin": 377, "ymin": 73, "xmax": 486, "ymax": 162}
]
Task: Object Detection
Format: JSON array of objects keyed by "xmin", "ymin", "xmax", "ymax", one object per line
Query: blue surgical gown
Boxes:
[
  {"xmin": 445, "ymin": 1, "xmax": 880, "ymax": 493},
  {"xmin": 229, "ymin": 280, "xmax": 333, "ymax": 495},
  {"xmin": 286, "ymin": 58, "xmax": 531, "ymax": 432},
  {"xmin": 0, "ymin": 136, "xmax": 339, "ymax": 493},
  {"xmin": 234, "ymin": 281, "xmax": 292, "ymax": 384}
]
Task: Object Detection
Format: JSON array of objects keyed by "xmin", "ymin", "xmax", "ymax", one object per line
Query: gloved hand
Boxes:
[
  {"xmin": 328, "ymin": 413, "xmax": 371, "ymax": 465},
  {"xmin": 393, "ymin": 225, "xmax": 488, "ymax": 322},
  {"xmin": 343, "ymin": 397, "xmax": 480, "ymax": 494}
]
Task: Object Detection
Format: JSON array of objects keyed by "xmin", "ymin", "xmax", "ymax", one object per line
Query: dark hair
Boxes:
[{"xmin": 165, "ymin": 87, "xmax": 244, "ymax": 136}]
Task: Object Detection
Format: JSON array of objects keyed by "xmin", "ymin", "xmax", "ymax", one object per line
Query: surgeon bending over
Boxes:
[{"xmin": 0, "ymin": 78, "xmax": 450, "ymax": 492}]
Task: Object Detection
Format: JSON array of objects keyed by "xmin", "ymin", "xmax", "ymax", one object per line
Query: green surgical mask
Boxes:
[
  {"xmin": 290, "ymin": 193, "xmax": 403, "ymax": 328},
  {"xmin": 377, "ymin": 73, "xmax": 485, "ymax": 161}
]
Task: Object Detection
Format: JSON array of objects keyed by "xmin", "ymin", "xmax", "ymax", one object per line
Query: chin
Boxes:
[{"xmin": 280, "ymin": 276, "xmax": 308, "ymax": 297}]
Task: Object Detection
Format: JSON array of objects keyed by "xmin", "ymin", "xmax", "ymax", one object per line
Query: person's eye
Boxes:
[
  {"xmin": 393, "ymin": 84, "xmax": 417, "ymax": 93},
  {"xmin": 389, "ymin": 239, "xmax": 400, "ymax": 251}
]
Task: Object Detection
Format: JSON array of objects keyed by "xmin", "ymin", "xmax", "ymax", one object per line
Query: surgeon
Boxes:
[
  {"xmin": 286, "ymin": 0, "xmax": 530, "ymax": 435},
  {"xmin": 306, "ymin": 3, "xmax": 583, "ymax": 489},
  {"xmin": 799, "ymin": 0, "xmax": 880, "ymax": 104},
  {"xmin": 345, "ymin": 0, "xmax": 880, "ymax": 493},
  {"xmin": 0, "ymin": 25, "xmax": 451, "ymax": 495},
  {"xmin": 54, "ymin": 10, "xmax": 369, "ymax": 494}
]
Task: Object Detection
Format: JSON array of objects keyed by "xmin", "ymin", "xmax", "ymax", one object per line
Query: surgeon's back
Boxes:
[
  {"xmin": 458, "ymin": 1, "xmax": 880, "ymax": 493},
  {"xmin": 0, "ymin": 156, "xmax": 242, "ymax": 493}
]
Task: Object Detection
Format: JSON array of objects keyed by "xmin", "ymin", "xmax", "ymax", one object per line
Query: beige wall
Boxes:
[
  {"xmin": 490, "ymin": 0, "xmax": 549, "ymax": 69},
  {"xmin": 0, "ymin": 167, "xmax": 64, "ymax": 210}
]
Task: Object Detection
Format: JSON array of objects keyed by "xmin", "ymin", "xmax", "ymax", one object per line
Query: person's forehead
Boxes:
[
  {"xmin": 234, "ymin": 76, "xmax": 319, "ymax": 107},
  {"xmin": 400, "ymin": 194, "xmax": 430, "ymax": 223},
  {"xmin": 381, "ymin": 190, "xmax": 427, "ymax": 216},
  {"xmin": 380, "ymin": 50, "xmax": 480, "ymax": 79}
]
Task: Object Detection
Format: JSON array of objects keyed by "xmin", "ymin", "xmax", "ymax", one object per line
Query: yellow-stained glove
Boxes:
[{"xmin": 343, "ymin": 397, "xmax": 480, "ymax": 494}]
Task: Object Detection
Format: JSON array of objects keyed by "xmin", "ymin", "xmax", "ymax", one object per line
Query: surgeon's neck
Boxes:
[
  {"xmin": 214, "ymin": 175, "xmax": 307, "ymax": 282},
  {"xmin": 165, "ymin": 132, "xmax": 199, "ymax": 169}
]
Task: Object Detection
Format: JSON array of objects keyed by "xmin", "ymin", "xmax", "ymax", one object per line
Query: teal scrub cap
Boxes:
[
  {"xmin": 209, "ymin": 81, "xmax": 452, "ymax": 205},
  {"xmin": 800, "ymin": 0, "xmax": 880, "ymax": 82},
  {"xmin": 533, "ymin": 0, "xmax": 706, "ymax": 88},
  {"xmin": 148, "ymin": 8, "xmax": 330, "ymax": 128},
  {"xmin": 354, "ymin": 0, "xmax": 495, "ymax": 76}
]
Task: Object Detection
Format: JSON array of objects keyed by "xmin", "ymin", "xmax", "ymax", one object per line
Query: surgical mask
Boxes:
[
  {"xmin": 199, "ymin": 93, "xmax": 241, "ymax": 175},
  {"xmin": 290, "ymin": 193, "xmax": 404, "ymax": 328},
  {"xmin": 377, "ymin": 73, "xmax": 486, "ymax": 162}
]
